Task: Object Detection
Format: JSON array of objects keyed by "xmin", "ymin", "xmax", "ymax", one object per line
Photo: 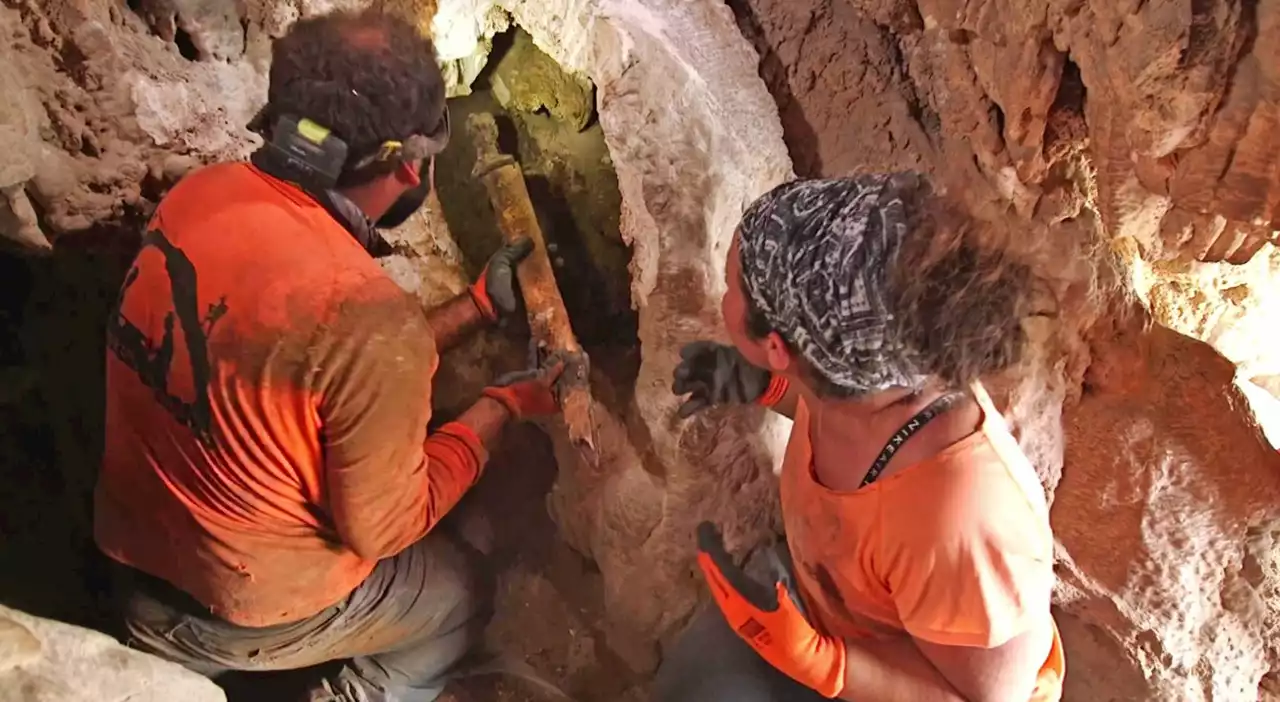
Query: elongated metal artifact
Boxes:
[{"xmin": 466, "ymin": 111, "xmax": 597, "ymax": 458}]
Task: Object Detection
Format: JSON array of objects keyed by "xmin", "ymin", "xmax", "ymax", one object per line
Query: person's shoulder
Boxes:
[
  {"xmin": 156, "ymin": 163, "xmax": 311, "ymax": 243},
  {"xmin": 968, "ymin": 382, "xmax": 1052, "ymax": 518},
  {"xmin": 324, "ymin": 261, "xmax": 433, "ymax": 343},
  {"xmin": 882, "ymin": 408, "xmax": 1052, "ymax": 554},
  {"xmin": 160, "ymin": 162, "xmax": 327, "ymax": 224},
  {"xmin": 878, "ymin": 438, "xmax": 1054, "ymax": 601},
  {"xmin": 166, "ymin": 161, "xmax": 260, "ymax": 196},
  {"xmin": 884, "ymin": 437, "xmax": 1035, "ymax": 516}
]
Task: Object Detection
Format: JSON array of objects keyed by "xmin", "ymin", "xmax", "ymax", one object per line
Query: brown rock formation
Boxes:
[
  {"xmin": 0, "ymin": 0, "xmax": 265, "ymax": 244},
  {"xmin": 740, "ymin": 0, "xmax": 1280, "ymax": 264},
  {"xmin": 1055, "ymin": 313, "xmax": 1280, "ymax": 701}
]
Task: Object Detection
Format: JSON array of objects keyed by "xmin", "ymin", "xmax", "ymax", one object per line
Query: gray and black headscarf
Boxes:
[{"xmin": 738, "ymin": 173, "xmax": 928, "ymax": 395}]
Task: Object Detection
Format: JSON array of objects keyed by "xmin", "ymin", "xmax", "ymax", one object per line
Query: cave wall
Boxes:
[
  {"xmin": 731, "ymin": 1, "xmax": 1280, "ymax": 699},
  {"xmin": 731, "ymin": 0, "xmax": 1280, "ymax": 266},
  {"xmin": 3, "ymin": 0, "xmax": 1280, "ymax": 700},
  {"xmin": 1054, "ymin": 317, "xmax": 1280, "ymax": 701},
  {"xmin": 1133, "ymin": 245, "xmax": 1280, "ymax": 388}
]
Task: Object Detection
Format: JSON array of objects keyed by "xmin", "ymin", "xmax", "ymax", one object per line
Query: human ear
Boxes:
[{"xmin": 763, "ymin": 331, "xmax": 792, "ymax": 373}]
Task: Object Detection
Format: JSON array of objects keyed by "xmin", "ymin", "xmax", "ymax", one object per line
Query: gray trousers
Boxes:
[
  {"xmin": 652, "ymin": 541, "xmax": 828, "ymax": 702},
  {"xmin": 112, "ymin": 532, "xmax": 491, "ymax": 702}
]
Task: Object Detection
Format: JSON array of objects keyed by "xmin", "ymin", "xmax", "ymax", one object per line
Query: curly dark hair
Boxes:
[
  {"xmin": 887, "ymin": 186, "xmax": 1033, "ymax": 389},
  {"xmin": 743, "ymin": 180, "xmax": 1034, "ymax": 397},
  {"xmin": 265, "ymin": 9, "xmax": 446, "ymax": 187}
]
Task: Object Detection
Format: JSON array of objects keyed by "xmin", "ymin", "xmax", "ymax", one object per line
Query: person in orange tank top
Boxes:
[
  {"xmin": 96, "ymin": 10, "xmax": 567, "ymax": 702},
  {"xmin": 655, "ymin": 174, "xmax": 1064, "ymax": 701}
]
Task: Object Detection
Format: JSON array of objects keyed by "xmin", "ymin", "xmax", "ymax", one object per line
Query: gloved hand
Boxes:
[
  {"xmin": 469, "ymin": 238, "xmax": 535, "ymax": 324},
  {"xmin": 481, "ymin": 352, "xmax": 566, "ymax": 420},
  {"xmin": 696, "ymin": 522, "xmax": 847, "ymax": 698},
  {"xmin": 672, "ymin": 341, "xmax": 789, "ymax": 418}
]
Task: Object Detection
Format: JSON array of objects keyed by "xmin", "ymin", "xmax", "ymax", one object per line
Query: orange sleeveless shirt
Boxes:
[{"xmin": 780, "ymin": 384, "xmax": 1065, "ymax": 701}]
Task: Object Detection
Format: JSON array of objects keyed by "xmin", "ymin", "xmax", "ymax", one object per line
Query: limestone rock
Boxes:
[
  {"xmin": 0, "ymin": 7, "xmax": 63, "ymax": 251},
  {"xmin": 0, "ymin": 605, "xmax": 225, "ymax": 702},
  {"xmin": 10, "ymin": 0, "xmax": 1273, "ymax": 263},
  {"xmin": 1053, "ymin": 319, "xmax": 1280, "ymax": 702},
  {"xmin": 0, "ymin": 0, "xmax": 265, "ymax": 239},
  {"xmin": 1133, "ymin": 246, "xmax": 1280, "ymax": 383},
  {"xmin": 0, "ymin": 616, "xmax": 41, "ymax": 673},
  {"xmin": 430, "ymin": 0, "xmax": 511, "ymax": 95},
  {"xmin": 1237, "ymin": 378, "xmax": 1280, "ymax": 449},
  {"xmin": 740, "ymin": 0, "xmax": 1279, "ymax": 265},
  {"xmin": 725, "ymin": 0, "xmax": 933, "ymax": 178},
  {"xmin": 129, "ymin": 0, "xmax": 247, "ymax": 61},
  {"xmin": 0, "ymin": 185, "xmax": 52, "ymax": 253},
  {"xmin": 490, "ymin": 30, "xmax": 594, "ymax": 131},
  {"xmin": 1047, "ymin": 0, "xmax": 1277, "ymax": 265}
]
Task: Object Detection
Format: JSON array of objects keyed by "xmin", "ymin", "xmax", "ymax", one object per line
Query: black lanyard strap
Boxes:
[{"xmin": 859, "ymin": 391, "xmax": 968, "ymax": 488}]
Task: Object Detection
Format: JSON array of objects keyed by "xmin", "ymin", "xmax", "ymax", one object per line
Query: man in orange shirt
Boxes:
[
  {"xmin": 657, "ymin": 174, "xmax": 1064, "ymax": 701},
  {"xmin": 95, "ymin": 10, "xmax": 563, "ymax": 702}
]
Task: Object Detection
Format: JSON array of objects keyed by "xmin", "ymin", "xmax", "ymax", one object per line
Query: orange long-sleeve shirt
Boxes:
[{"xmin": 95, "ymin": 163, "xmax": 484, "ymax": 627}]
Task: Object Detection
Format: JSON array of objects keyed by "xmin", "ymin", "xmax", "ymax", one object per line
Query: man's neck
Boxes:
[
  {"xmin": 805, "ymin": 382, "xmax": 980, "ymax": 491},
  {"xmin": 335, "ymin": 185, "xmax": 388, "ymax": 222}
]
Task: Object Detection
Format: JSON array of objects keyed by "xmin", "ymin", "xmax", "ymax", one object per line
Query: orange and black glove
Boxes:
[
  {"xmin": 481, "ymin": 352, "xmax": 566, "ymax": 421},
  {"xmin": 696, "ymin": 522, "xmax": 847, "ymax": 698},
  {"xmin": 672, "ymin": 341, "xmax": 789, "ymax": 418},
  {"xmin": 469, "ymin": 238, "xmax": 534, "ymax": 324}
]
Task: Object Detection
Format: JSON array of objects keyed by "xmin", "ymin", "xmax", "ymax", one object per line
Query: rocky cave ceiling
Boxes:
[{"xmin": 1, "ymin": 0, "xmax": 1280, "ymax": 701}]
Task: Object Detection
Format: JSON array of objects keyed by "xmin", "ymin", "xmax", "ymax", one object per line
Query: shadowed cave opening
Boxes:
[
  {"xmin": 436, "ymin": 27, "xmax": 639, "ymax": 372},
  {"xmin": 0, "ymin": 231, "xmax": 139, "ymax": 629}
]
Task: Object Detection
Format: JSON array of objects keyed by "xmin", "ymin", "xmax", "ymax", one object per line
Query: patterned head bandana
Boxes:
[{"xmin": 737, "ymin": 173, "xmax": 927, "ymax": 395}]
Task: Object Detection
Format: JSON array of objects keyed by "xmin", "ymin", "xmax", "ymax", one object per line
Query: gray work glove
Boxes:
[
  {"xmin": 696, "ymin": 522, "xmax": 809, "ymax": 620},
  {"xmin": 671, "ymin": 341, "xmax": 772, "ymax": 418},
  {"xmin": 470, "ymin": 238, "xmax": 534, "ymax": 324}
]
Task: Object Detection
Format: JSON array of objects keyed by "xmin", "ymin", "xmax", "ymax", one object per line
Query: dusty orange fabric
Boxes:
[
  {"xmin": 757, "ymin": 374, "xmax": 791, "ymax": 408},
  {"xmin": 780, "ymin": 383, "xmax": 1064, "ymax": 702},
  {"xmin": 95, "ymin": 163, "xmax": 485, "ymax": 627}
]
